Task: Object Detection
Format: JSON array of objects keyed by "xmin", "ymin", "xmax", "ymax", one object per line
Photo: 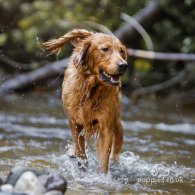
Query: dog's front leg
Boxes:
[
  {"xmin": 111, "ymin": 121, "xmax": 123, "ymax": 164},
  {"xmin": 97, "ymin": 127, "xmax": 113, "ymax": 174},
  {"xmin": 69, "ymin": 119, "xmax": 87, "ymax": 159}
]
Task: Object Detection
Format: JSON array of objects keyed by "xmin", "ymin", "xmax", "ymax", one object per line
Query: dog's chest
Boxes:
[
  {"xmin": 62, "ymin": 72, "xmax": 119, "ymax": 126},
  {"xmin": 78, "ymin": 91, "xmax": 117, "ymax": 121},
  {"xmin": 76, "ymin": 94, "xmax": 117, "ymax": 139}
]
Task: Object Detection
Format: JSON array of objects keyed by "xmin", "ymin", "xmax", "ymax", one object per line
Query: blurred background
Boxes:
[{"xmin": 0, "ymin": 0, "xmax": 195, "ymax": 104}]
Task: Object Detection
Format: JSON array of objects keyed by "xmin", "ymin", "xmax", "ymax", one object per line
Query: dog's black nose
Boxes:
[{"xmin": 118, "ymin": 62, "xmax": 128, "ymax": 72}]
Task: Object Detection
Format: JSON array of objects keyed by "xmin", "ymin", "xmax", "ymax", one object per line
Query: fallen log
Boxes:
[
  {"xmin": 1, "ymin": 48, "xmax": 195, "ymax": 96},
  {"xmin": 0, "ymin": 52, "xmax": 32, "ymax": 71},
  {"xmin": 0, "ymin": 58, "xmax": 69, "ymax": 95},
  {"xmin": 131, "ymin": 63, "xmax": 195, "ymax": 102},
  {"xmin": 0, "ymin": 52, "xmax": 47, "ymax": 72},
  {"xmin": 131, "ymin": 69, "xmax": 186, "ymax": 102}
]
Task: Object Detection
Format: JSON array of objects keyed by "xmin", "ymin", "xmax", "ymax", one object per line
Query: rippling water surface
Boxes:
[{"xmin": 0, "ymin": 92, "xmax": 194, "ymax": 194}]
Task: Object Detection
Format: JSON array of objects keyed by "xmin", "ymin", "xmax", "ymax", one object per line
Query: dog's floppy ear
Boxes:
[
  {"xmin": 42, "ymin": 29, "xmax": 94, "ymax": 53},
  {"xmin": 73, "ymin": 41, "xmax": 91, "ymax": 68}
]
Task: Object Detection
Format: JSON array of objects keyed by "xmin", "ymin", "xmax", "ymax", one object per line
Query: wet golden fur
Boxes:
[{"xmin": 43, "ymin": 29, "xmax": 128, "ymax": 173}]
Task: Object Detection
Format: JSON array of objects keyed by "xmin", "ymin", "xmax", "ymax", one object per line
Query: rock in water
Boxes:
[
  {"xmin": 38, "ymin": 173, "xmax": 67, "ymax": 193},
  {"xmin": 2, "ymin": 166, "xmax": 67, "ymax": 195},
  {"xmin": 6, "ymin": 166, "xmax": 41, "ymax": 186},
  {"xmin": 14, "ymin": 171, "xmax": 45, "ymax": 195},
  {"xmin": 0, "ymin": 184, "xmax": 13, "ymax": 192},
  {"xmin": 0, "ymin": 192, "xmax": 26, "ymax": 195},
  {"xmin": 44, "ymin": 191, "xmax": 63, "ymax": 195}
]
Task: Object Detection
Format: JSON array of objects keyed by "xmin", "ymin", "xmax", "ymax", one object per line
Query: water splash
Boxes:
[{"xmin": 46, "ymin": 149, "xmax": 193, "ymax": 193}]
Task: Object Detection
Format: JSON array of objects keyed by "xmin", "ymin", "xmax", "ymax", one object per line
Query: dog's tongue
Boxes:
[{"xmin": 111, "ymin": 75, "xmax": 120, "ymax": 83}]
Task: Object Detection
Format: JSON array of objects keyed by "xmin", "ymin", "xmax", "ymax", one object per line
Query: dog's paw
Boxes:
[
  {"xmin": 77, "ymin": 158, "xmax": 88, "ymax": 172},
  {"xmin": 67, "ymin": 145, "xmax": 76, "ymax": 157}
]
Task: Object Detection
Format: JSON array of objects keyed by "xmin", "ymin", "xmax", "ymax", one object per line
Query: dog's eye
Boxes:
[{"xmin": 102, "ymin": 47, "xmax": 109, "ymax": 52}]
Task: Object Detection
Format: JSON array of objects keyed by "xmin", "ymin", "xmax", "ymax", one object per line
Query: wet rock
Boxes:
[
  {"xmin": 2, "ymin": 166, "xmax": 67, "ymax": 195},
  {"xmin": 44, "ymin": 190, "xmax": 63, "ymax": 195},
  {"xmin": 0, "ymin": 184, "xmax": 13, "ymax": 192},
  {"xmin": 38, "ymin": 173, "xmax": 67, "ymax": 193},
  {"xmin": 6, "ymin": 166, "xmax": 42, "ymax": 186},
  {"xmin": 14, "ymin": 171, "xmax": 45, "ymax": 195},
  {"xmin": 0, "ymin": 192, "xmax": 26, "ymax": 195}
]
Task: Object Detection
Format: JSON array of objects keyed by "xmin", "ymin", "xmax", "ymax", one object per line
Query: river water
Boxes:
[{"xmin": 0, "ymin": 92, "xmax": 194, "ymax": 194}]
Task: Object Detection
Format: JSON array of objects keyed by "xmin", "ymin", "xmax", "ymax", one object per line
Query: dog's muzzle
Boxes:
[
  {"xmin": 117, "ymin": 62, "xmax": 128, "ymax": 73},
  {"xmin": 99, "ymin": 70, "xmax": 121, "ymax": 86}
]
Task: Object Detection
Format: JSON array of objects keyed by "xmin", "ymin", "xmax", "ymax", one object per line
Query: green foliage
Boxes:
[
  {"xmin": 134, "ymin": 59, "xmax": 152, "ymax": 74},
  {"xmin": 151, "ymin": 0, "xmax": 195, "ymax": 53},
  {"xmin": 0, "ymin": 0, "xmax": 148, "ymax": 60},
  {"xmin": 0, "ymin": 33, "xmax": 7, "ymax": 45}
]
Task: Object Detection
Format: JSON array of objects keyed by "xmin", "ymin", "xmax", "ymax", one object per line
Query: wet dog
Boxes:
[{"xmin": 43, "ymin": 29, "xmax": 128, "ymax": 173}]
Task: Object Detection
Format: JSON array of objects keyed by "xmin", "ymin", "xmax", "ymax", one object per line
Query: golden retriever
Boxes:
[{"xmin": 42, "ymin": 29, "xmax": 128, "ymax": 173}]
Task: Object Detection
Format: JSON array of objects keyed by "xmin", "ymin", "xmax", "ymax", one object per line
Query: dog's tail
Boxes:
[{"xmin": 42, "ymin": 29, "xmax": 94, "ymax": 53}]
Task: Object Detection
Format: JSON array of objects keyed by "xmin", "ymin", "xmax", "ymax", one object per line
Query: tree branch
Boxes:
[
  {"xmin": 0, "ymin": 58, "xmax": 69, "ymax": 95},
  {"xmin": 128, "ymin": 49, "xmax": 195, "ymax": 61},
  {"xmin": 115, "ymin": 0, "xmax": 184, "ymax": 44},
  {"xmin": 0, "ymin": 52, "xmax": 33, "ymax": 71},
  {"xmin": 121, "ymin": 13, "xmax": 154, "ymax": 50},
  {"xmin": 131, "ymin": 70, "xmax": 186, "ymax": 102},
  {"xmin": 131, "ymin": 63, "xmax": 195, "ymax": 102},
  {"xmin": 83, "ymin": 21, "xmax": 113, "ymax": 35}
]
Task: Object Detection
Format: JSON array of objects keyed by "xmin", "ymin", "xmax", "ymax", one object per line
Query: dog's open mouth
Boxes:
[{"xmin": 99, "ymin": 70, "xmax": 121, "ymax": 86}]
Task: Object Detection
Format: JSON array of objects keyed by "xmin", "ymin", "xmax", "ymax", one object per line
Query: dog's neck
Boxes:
[{"xmin": 79, "ymin": 71, "xmax": 120, "ymax": 104}]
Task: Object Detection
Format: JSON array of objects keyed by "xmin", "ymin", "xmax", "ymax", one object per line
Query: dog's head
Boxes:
[
  {"xmin": 75, "ymin": 33, "xmax": 128, "ymax": 86},
  {"xmin": 43, "ymin": 29, "xmax": 128, "ymax": 86}
]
